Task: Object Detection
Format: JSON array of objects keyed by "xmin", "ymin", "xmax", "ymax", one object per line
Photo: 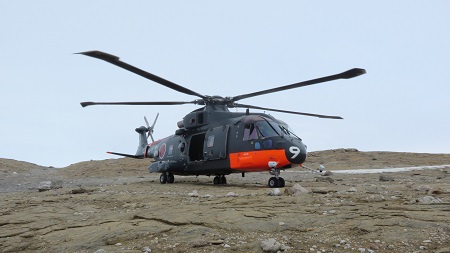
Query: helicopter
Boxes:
[{"xmin": 78, "ymin": 50, "xmax": 365, "ymax": 188}]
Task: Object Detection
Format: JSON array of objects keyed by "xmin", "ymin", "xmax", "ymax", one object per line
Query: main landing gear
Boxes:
[
  {"xmin": 268, "ymin": 168, "xmax": 285, "ymax": 188},
  {"xmin": 213, "ymin": 175, "xmax": 227, "ymax": 185},
  {"xmin": 160, "ymin": 172, "xmax": 175, "ymax": 184}
]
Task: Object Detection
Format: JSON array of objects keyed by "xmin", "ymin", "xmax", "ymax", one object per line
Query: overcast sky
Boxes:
[{"xmin": 1, "ymin": 1, "xmax": 449, "ymax": 167}]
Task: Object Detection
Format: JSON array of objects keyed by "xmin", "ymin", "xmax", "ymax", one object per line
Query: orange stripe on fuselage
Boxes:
[{"xmin": 229, "ymin": 149, "xmax": 290, "ymax": 172}]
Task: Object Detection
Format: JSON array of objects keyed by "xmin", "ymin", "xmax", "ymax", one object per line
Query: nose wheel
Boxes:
[
  {"xmin": 268, "ymin": 177, "xmax": 285, "ymax": 188},
  {"xmin": 268, "ymin": 168, "xmax": 285, "ymax": 188}
]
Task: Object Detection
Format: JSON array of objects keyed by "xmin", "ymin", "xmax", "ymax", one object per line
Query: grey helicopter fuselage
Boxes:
[
  {"xmin": 140, "ymin": 105, "xmax": 307, "ymax": 177},
  {"xmin": 78, "ymin": 50, "xmax": 365, "ymax": 187}
]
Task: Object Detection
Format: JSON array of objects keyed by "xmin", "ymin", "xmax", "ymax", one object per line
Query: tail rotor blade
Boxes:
[
  {"xmin": 144, "ymin": 116, "xmax": 150, "ymax": 128},
  {"xmin": 151, "ymin": 113, "xmax": 159, "ymax": 129},
  {"xmin": 144, "ymin": 113, "xmax": 158, "ymax": 143},
  {"xmin": 148, "ymin": 132, "xmax": 155, "ymax": 143},
  {"xmin": 143, "ymin": 116, "xmax": 153, "ymax": 142}
]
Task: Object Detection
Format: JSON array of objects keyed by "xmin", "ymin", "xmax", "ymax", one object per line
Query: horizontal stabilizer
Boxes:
[{"xmin": 107, "ymin": 151, "xmax": 144, "ymax": 159}]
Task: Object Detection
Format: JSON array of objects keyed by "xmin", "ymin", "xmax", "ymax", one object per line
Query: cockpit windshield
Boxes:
[
  {"xmin": 242, "ymin": 116, "xmax": 281, "ymax": 141},
  {"xmin": 278, "ymin": 123, "xmax": 301, "ymax": 139}
]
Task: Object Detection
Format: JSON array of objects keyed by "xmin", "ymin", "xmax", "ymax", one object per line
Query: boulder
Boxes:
[
  {"xmin": 379, "ymin": 174, "xmax": 395, "ymax": 182},
  {"xmin": 268, "ymin": 188, "xmax": 282, "ymax": 196},
  {"xmin": 284, "ymin": 184, "xmax": 309, "ymax": 196},
  {"xmin": 322, "ymin": 170, "xmax": 333, "ymax": 176},
  {"xmin": 416, "ymin": 195, "xmax": 443, "ymax": 204},
  {"xmin": 38, "ymin": 180, "xmax": 63, "ymax": 192},
  {"xmin": 312, "ymin": 187, "xmax": 329, "ymax": 194},
  {"xmin": 316, "ymin": 177, "xmax": 334, "ymax": 183},
  {"xmin": 260, "ymin": 238, "xmax": 281, "ymax": 252},
  {"xmin": 416, "ymin": 185, "xmax": 432, "ymax": 192}
]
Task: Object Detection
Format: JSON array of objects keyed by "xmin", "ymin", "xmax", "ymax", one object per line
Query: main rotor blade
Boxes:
[
  {"xmin": 80, "ymin": 101, "xmax": 194, "ymax": 108},
  {"xmin": 231, "ymin": 68, "xmax": 366, "ymax": 102},
  {"xmin": 234, "ymin": 103, "xmax": 343, "ymax": 119},
  {"xmin": 77, "ymin": 50, "xmax": 206, "ymax": 99}
]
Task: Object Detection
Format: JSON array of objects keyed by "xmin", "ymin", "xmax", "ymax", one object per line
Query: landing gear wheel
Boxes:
[
  {"xmin": 167, "ymin": 172, "xmax": 175, "ymax": 184},
  {"xmin": 160, "ymin": 173, "xmax": 167, "ymax": 184},
  {"xmin": 278, "ymin": 177, "xmax": 285, "ymax": 187},
  {"xmin": 213, "ymin": 175, "xmax": 227, "ymax": 185},
  {"xmin": 268, "ymin": 177, "xmax": 278, "ymax": 188}
]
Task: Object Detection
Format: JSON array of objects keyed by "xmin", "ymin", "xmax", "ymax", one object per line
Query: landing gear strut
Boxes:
[
  {"xmin": 268, "ymin": 168, "xmax": 285, "ymax": 188},
  {"xmin": 213, "ymin": 175, "xmax": 227, "ymax": 185},
  {"xmin": 160, "ymin": 172, "xmax": 175, "ymax": 184}
]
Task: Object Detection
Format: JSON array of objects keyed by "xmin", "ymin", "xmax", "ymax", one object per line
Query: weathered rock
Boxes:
[
  {"xmin": 347, "ymin": 187, "xmax": 358, "ymax": 192},
  {"xmin": 38, "ymin": 180, "xmax": 63, "ymax": 192},
  {"xmin": 435, "ymin": 247, "xmax": 450, "ymax": 253},
  {"xmin": 38, "ymin": 181, "xmax": 52, "ymax": 191},
  {"xmin": 322, "ymin": 170, "xmax": 333, "ymax": 176},
  {"xmin": 188, "ymin": 190, "xmax": 199, "ymax": 197},
  {"xmin": 428, "ymin": 187, "xmax": 445, "ymax": 195},
  {"xmin": 416, "ymin": 195, "xmax": 443, "ymax": 204},
  {"xmin": 284, "ymin": 184, "xmax": 309, "ymax": 196},
  {"xmin": 192, "ymin": 240, "xmax": 209, "ymax": 248},
  {"xmin": 369, "ymin": 244, "xmax": 380, "ymax": 250},
  {"xmin": 260, "ymin": 238, "xmax": 281, "ymax": 252},
  {"xmin": 268, "ymin": 188, "xmax": 282, "ymax": 196},
  {"xmin": 312, "ymin": 187, "xmax": 329, "ymax": 194},
  {"xmin": 226, "ymin": 192, "xmax": 238, "ymax": 197},
  {"xmin": 210, "ymin": 239, "xmax": 224, "ymax": 245},
  {"xmin": 315, "ymin": 177, "xmax": 334, "ymax": 183},
  {"xmin": 280, "ymin": 245, "xmax": 291, "ymax": 251},
  {"xmin": 379, "ymin": 174, "xmax": 395, "ymax": 182},
  {"xmin": 70, "ymin": 188, "xmax": 87, "ymax": 194},
  {"xmin": 416, "ymin": 185, "xmax": 432, "ymax": 192},
  {"xmin": 142, "ymin": 246, "xmax": 152, "ymax": 252}
]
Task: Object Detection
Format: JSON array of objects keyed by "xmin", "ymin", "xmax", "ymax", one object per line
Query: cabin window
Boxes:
[
  {"xmin": 207, "ymin": 135, "xmax": 215, "ymax": 148},
  {"xmin": 178, "ymin": 142, "xmax": 186, "ymax": 153},
  {"xmin": 168, "ymin": 145, "xmax": 174, "ymax": 156},
  {"xmin": 243, "ymin": 123, "xmax": 258, "ymax": 141}
]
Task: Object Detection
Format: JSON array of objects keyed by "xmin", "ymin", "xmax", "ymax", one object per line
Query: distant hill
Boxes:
[
  {"xmin": 1, "ymin": 149, "xmax": 450, "ymax": 177},
  {"xmin": 0, "ymin": 158, "xmax": 46, "ymax": 173},
  {"xmin": 303, "ymin": 148, "xmax": 450, "ymax": 171}
]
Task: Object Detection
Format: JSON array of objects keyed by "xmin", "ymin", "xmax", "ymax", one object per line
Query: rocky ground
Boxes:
[{"xmin": 0, "ymin": 149, "xmax": 449, "ymax": 253}]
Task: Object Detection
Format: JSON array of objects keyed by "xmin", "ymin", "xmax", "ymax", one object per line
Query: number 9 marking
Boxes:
[{"xmin": 289, "ymin": 146, "xmax": 300, "ymax": 159}]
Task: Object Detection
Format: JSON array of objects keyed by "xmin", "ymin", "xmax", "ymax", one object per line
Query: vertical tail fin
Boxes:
[
  {"xmin": 106, "ymin": 114, "xmax": 159, "ymax": 159},
  {"xmin": 135, "ymin": 126, "xmax": 149, "ymax": 157}
]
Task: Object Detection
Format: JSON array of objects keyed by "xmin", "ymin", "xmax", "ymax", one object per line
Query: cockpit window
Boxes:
[
  {"xmin": 243, "ymin": 117, "xmax": 281, "ymax": 141},
  {"xmin": 279, "ymin": 124, "xmax": 301, "ymax": 139},
  {"xmin": 255, "ymin": 121, "xmax": 279, "ymax": 139},
  {"xmin": 243, "ymin": 123, "xmax": 258, "ymax": 140}
]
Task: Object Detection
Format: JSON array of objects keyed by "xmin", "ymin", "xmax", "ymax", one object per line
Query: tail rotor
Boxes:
[{"xmin": 144, "ymin": 113, "xmax": 159, "ymax": 142}]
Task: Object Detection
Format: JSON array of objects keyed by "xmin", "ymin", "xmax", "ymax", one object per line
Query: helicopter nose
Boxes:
[{"xmin": 285, "ymin": 140, "xmax": 307, "ymax": 164}]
